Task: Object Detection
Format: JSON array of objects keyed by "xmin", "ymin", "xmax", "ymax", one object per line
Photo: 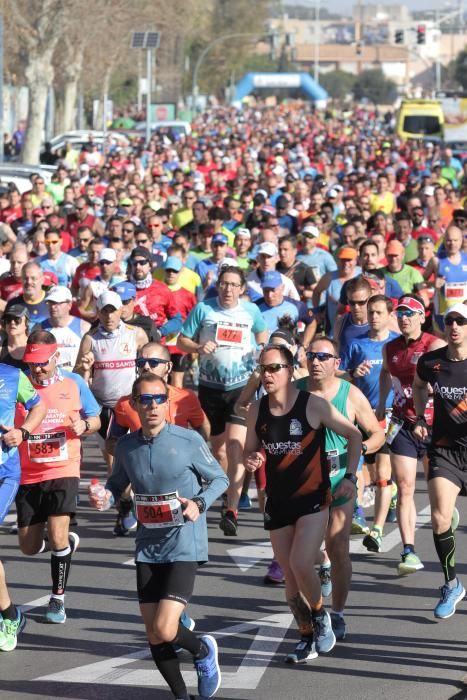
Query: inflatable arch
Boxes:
[{"xmin": 232, "ymin": 72, "xmax": 328, "ymax": 108}]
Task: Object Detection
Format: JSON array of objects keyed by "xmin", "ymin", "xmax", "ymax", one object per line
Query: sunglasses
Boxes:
[
  {"xmin": 28, "ymin": 352, "xmax": 57, "ymax": 368},
  {"xmin": 148, "ymin": 224, "xmax": 161, "ymax": 228},
  {"xmin": 109, "ymin": 237, "xmax": 122, "ymax": 242},
  {"xmin": 445, "ymin": 316, "xmax": 467, "ymax": 326},
  {"xmin": 259, "ymin": 363, "xmax": 290, "ymax": 373},
  {"xmin": 348, "ymin": 299, "xmax": 368, "ymax": 306},
  {"xmin": 306, "ymin": 351, "xmax": 337, "ymax": 362},
  {"xmin": 4, "ymin": 315, "xmax": 24, "ymax": 324},
  {"xmin": 396, "ymin": 309, "xmax": 418, "ymax": 318},
  {"xmin": 123, "ymin": 228, "xmax": 134, "ymax": 233},
  {"xmin": 136, "ymin": 393, "xmax": 168, "ymax": 406},
  {"xmin": 136, "ymin": 358, "xmax": 170, "ymax": 369},
  {"xmin": 136, "ymin": 239, "xmax": 149, "ymax": 245},
  {"xmin": 132, "ymin": 259, "xmax": 149, "ymax": 266},
  {"xmin": 78, "ymin": 238, "xmax": 91, "ymax": 243}
]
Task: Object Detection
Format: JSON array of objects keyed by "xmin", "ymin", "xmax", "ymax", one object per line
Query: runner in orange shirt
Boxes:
[{"xmin": 15, "ymin": 330, "xmax": 101, "ymax": 624}]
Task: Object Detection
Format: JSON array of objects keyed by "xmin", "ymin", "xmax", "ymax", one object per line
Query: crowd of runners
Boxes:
[{"xmin": 0, "ymin": 101, "xmax": 466, "ymax": 699}]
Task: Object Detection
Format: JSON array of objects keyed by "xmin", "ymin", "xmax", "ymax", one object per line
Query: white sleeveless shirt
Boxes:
[{"xmin": 89, "ymin": 322, "xmax": 138, "ymax": 407}]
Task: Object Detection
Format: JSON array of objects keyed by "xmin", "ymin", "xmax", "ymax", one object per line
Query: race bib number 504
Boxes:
[{"xmin": 135, "ymin": 491, "xmax": 184, "ymax": 529}]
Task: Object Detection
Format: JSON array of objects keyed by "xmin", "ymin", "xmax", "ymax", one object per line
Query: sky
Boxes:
[{"xmin": 283, "ymin": 0, "xmax": 447, "ymax": 15}]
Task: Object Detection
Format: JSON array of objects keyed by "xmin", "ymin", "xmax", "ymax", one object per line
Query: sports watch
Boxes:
[
  {"xmin": 343, "ymin": 472, "xmax": 358, "ymax": 486},
  {"xmin": 192, "ymin": 497, "xmax": 206, "ymax": 514},
  {"xmin": 19, "ymin": 427, "xmax": 30, "ymax": 442}
]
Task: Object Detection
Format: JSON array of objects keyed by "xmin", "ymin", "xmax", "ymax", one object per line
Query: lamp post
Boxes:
[{"xmin": 130, "ymin": 31, "xmax": 161, "ymax": 145}]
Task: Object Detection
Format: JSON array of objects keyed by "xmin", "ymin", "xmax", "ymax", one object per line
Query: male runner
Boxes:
[
  {"xmin": 413, "ymin": 303, "xmax": 467, "ymax": 618},
  {"xmin": 244, "ymin": 344, "xmax": 362, "ymax": 662},
  {"xmin": 0, "ymin": 363, "xmax": 45, "ymax": 650},
  {"xmin": 90, "ymin": 372, "xmax": 228, "ymax": 700},
  {"xmin": 296, "ymin": 336, "xmax": 385, "ymax": 639},
  {"xmin": 16, "ymin": 330, "xmax": 101, "ymax": 623},
  {"xmin": 376, "ymin": 295, "xmax": 445, "ymax": 574}
]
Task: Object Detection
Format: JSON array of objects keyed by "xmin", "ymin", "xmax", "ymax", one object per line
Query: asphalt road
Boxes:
[{"xmin": 1, "ymin": 437, "xmax": 466, "ymax": 700}]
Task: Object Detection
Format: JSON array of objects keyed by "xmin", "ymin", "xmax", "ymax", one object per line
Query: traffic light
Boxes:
[
  {"xmin": 356, "ymin": 42, "xmax": 362, "ymax": 55},
  {"xmin": 417, "ymin": 25, "xmax": 426, "ymax": 44},
  {"xmin": 395, "ymin": 29, "xmax": 404, "ymax": 44}
]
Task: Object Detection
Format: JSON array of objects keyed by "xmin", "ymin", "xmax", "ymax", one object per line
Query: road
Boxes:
[{"xmin": 1, "ymin": 437, "xmax": 466, "ymax": 700}]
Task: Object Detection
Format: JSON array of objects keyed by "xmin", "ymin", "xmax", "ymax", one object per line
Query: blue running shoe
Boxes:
[
  {"xmin": 330, "ymin": 612, "xmax": 346, "ymax": 641},
  {"xmin": 351, "ymin": 512, "xmax": 369, "ymax": 535},
  {"xmin": 318, "ymin": 564, "xmax": 332, "ymax": 598},
  {"xmin": 45, "ymin": 597, "xmax": 66, "ymax": 624},
  {"xmin": 285, "ymin": 636, "xmax": 317, "ymax": 663},
  {"xmin": 434, "ymin": 579, "xmax": 465, "ymax": 619},
  {"xmin": 313, "ymin": 610, "xmax": 336, "ymax": 654},
  {"xmin": 194, "ymin": 635, "xmax": 221, "ymax": 698},
  {"xmin": 238, "ymin": 493, "xmax": 252, "ymax": 510}
]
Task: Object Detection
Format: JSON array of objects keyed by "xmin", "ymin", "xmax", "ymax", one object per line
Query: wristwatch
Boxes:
[
  {"xmin": 84, "ymin": 419, "xmax": 91, "ymax": 433},
  {"xmin": 361, "ymin": 443, "xmax": 368, "ymax": 455},
  {"xmin": 343, "ymin": 472, "xmax": 358, "ymax": 486},
  {"xmin": 19, "ymin": 427, "xmax": 30, "ymax": 442},
  {"xmin": 192, "ymin": 497, "xmax": 206, "ymax": 514}
]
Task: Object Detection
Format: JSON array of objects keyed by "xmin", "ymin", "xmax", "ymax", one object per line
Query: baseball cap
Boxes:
[
  {"xmin": 99, "ymin": 247, "xmax": 117, "ymax": 263},
  {"xmin": 42, "ymin": 271, "xmax": 59, "ymax": 288},
  {"xmin": 218, "ymin": 257, "xmax": 239, "ymax": 271},
  {"xmin": 235, "ymin": 227, "xmax": 251, "ymax": 239},
  {"xmin": 23, "ymin": 342, "xmax": 58, "ymax": 364},
  {"xmin": 397, "ymin": 296, "xmax": 425, "ymax": 314},
  {"xmin": 45, "ymin": 285, "xmax": 72, "ymax": 303},
  {"xmin": 301, "ymin": 225, "xmax": 320, "ymax": 238},
  {"xmin": 110, "ymin": 281, "xmax": 137, "ymax": 301},
  {"xmin": 119, "ymin": 197, "xmax": 133, "ymax": 206},
  {"xmin": 444, "ymin": 303, "xmax": 467, "ymax": 321},
  {"xmin": 129, "ymin": 246, "xmax": 152, "ymax": 262},
  {"xmin": 327, "ymin": 188, "xmax": 338, "ymax": 199},
  {"xmin": 386, "ymin": 240, "xmax": 405, "ymax": 256},
  {"xmin": 96, "ymin": 290, "xmax": 122, "ymax": 311},
  {"xmin": 4, "ymin": 304, "xmax": 29, "ymax": 320},
  {"xmin": 164, "ymin": 256, "xmax": 183, "ymax": 272},
  {"xmin": 212, "ymin": 233, "xmax": 228, "ymax": 245},
  {"xmin": 261, "ymin": 271, "xmax": 283, "ymax": 289},
  {"xmin": 336, "ymin": 246, "xmax": 358, "ymax": 260},
  {"xmin": 257, "ymin": 242, "xmax": 278, "ymax": 257}
]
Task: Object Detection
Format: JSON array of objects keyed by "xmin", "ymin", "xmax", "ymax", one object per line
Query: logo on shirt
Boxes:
[
  {"xmin": 392, "ymin": 355, "xmax": 399, "ymax": 363},
  {"xmin": 120, "ymin": 342, "xmax": 130, "ymax": 355},
  {"xmin": 289, "ymin": 419, "xmax": 303, "ymax": 436},
  {"xmin": 432, "ymin": 362, "xmax": 441, "ymax": 372}
]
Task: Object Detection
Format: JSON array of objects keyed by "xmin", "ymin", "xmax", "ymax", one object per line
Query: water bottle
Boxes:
[{"xmin": 89, "ymin": 478, "xmax": 111, "ymax": 511}]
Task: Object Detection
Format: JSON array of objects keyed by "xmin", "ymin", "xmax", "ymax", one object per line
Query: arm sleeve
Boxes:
[
  {"xmin": 189, "ymin": 432, "xmax": 229, "ymax": 510},
  {"xmin": 159, "ymin": 311, "xmax": 182, "ymax": 338},
  {"xmin": 105, "ymin": 442, "xmax": 131, "ymax": 501},
  {"xmin": 16, "ymin": 371, "xmax": 41, "ymax": 411}
]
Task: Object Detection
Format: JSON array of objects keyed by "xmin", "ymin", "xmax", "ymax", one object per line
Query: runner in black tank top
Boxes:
[
  {"xmin": 244, "ymin": 344, "xmax": 362, "ymax": 664},
  {"xmin": 256, "ymin": 391, "xmax": 330, "ymax": 529}
]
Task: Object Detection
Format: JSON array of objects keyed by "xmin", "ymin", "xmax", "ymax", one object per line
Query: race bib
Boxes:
[
  {"xmin": 134, "ymin": 491, "xmax": 184, "ymax": 529},
  {"xmin": 28, "ymin": 431, "xmax": 68, "ymax": 463},
  {"xmin": 327, "ymin": 449, "xmax": 342, "ymax": 477},
  {"xmin": 445, "ymin": 281, "xmax": 466, "ymax": 300},
  {"xmin": 386, "ymin": 417, "xmax": 404, "ymax": 445},
  {"xmin": 215, "ymin": 321, "xmax": 247, "ymax": 347}
]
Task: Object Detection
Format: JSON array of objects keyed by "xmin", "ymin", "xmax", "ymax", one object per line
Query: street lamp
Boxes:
[{"xmin": 130, "ymin": 31, "xmax": 161, "ymax": 145}]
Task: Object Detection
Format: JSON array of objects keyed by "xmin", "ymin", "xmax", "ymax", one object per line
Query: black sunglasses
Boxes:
[
  {"xmin": 306, "ymin": 351, "xmax": 337, "ymax": 362},
  {"xmin": 136, "ymin": 357, "xmax": 170, "ymax": 369},
  {"xmin": 445, "ymin": 316, "xmax": 467, "ymax": 326}
]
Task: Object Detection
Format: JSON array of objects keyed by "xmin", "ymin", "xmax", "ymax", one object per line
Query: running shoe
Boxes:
[
  {"xmin": 386, "ymin": 483, "xmax": 398, "ymax": 523},
  {"xmin": 451, "ymin": 506, "xmax": 459, "ymax": 532},
  {"xmin": 113, "ymin": 515, "xmax": 136, "ymax": 537},
  {"xmin": 318, "ymin": 564, "xmax": 332, "ymax": 598},
  {"xmin": 351, "ymin": 512, "xmax": 369, "ymax": 535},
  {"xmin": 434, "ymin": 579, "xmax": 465, "ymax": 619},
  {"xmin": 398, "ymin": 552, "xmax": 424, "ymax": 575},
  {"xmin": 194, "ymin": 634, "xmax": 221, "ymax": 698},
  {"xmin": 361, "ymin": 485, "xmax": 376, "ymax": 509},
  {"xmin": 330, "ymin": 612, "xmax": 346, "ymax": 641},
  {"xmin": 363, "ymin": 527, "xmax": 383, "ymax": 553},
  {"xmin": 174, "ymin": 611, "xmax": 196, "ymax": 653},
  {"xmin": 219, "ymin": 510, "xmax": 238, "ymax": 536},
  {"xmin": 69, "ymin": 532, "xmax": 80, "ymax": 554},
  {"xmin": 9, "ymin": 520, "xmax": 18, "ymax": 534},
  {"xmin": 45, "ymin": 597, "xmax": 66, "ymax": 624},
  {"xmin": 238, "ymin": 493, "xmax": 252, "ymax": 510},
  {"xmin": 285, "ymin": 636, "xmax": 317, "ymax": 663},
  {"xmin": 0, "ymin": 609, "xmax": 26, "ymax": 652},
  {"xmin": 314, "ymin": 610, "xmax": 336, "ymax": 654},
  {"xmin": 264, "ymin": 559, "xmax": 284, "ymax": 584}
]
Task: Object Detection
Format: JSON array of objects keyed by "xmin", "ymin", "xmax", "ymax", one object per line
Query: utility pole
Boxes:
[{"xmin": 0, "ymin": 16, "xmax": 4, "ymax": 164}]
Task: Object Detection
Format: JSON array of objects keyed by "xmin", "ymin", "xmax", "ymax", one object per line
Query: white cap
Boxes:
[
  {"xmin": 235, "ymin": 227, "xmax": 251, "ymax": 239},
  {"xmin": 301, "ymin": 224, "xmax": 320, "ymax": 238},
  {"xmin": 444, "ymin": 303, "xmax": 467, "ymax": 320},
  {"xmin": 218, "ymin": 257, "xmax": 240, "ymax": 271},
  {"xmin": 327, "ymin": 188, "xmax": 338, "ymax": 198},
  {"xmin": 194, "ymin": 181, "xmax": 205, "ymax": 191},
  {"xmin": 99, "ymin": 247, "xmax": 117, "ymax": 263},
  {"xmin": 45, "ymin": 285, "xmax": 72, "ymax": 303},
  {"xmin": 257, "ymin": 241, "xmax": 278, "ymax": 256},
  {"xmin": 96, "ymin": 290, "xmax": 122, "ymax": 311},
  {"xmin": 80, "ymin": 163, "xmax": 90, "ymax": 171},
  {"xmin": 424, "ymin": 186, "xmax": 435, "ymax": 197}
]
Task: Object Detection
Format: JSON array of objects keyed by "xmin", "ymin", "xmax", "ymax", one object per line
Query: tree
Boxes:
[
  {"xmin": 353, "ymin": 69, "xmax": 397, "ymax": 106},
  {"xmin": 453, "ymin": 48, "xmax": 467, "ymax": 90},
  {"xmin": 319, "ymin": 70, "xmax": 356, "ymax": 101}
]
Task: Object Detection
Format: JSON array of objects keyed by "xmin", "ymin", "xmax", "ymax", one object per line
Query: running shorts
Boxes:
[
  {"xmin": 15, "ymin": 477, "xmax": 79, "ymax": 528},
  {"xmin": 97, "ymin": 406, "xmax": 113, "ymax": 443},
  {"xmin": 170, "ymin": 353, "xmax": 190, "ymax": 373},
  {"xmin": 388, "ymin": 423, "xmax": 430, "ymax": 460},
  {"xmin": 428, "ymin": 445, "xmax": 467, "ymax": 497},
  {"xmin": 263, "ymin": 489, "xmax": 331, "ymax": 531},
  {"xmin": 0, "ymin": 477, "xmax": 19, "ymax": 524},
  {"xmin": 198, "ymin": 385, "xmax": 245, "ymax": 436},
  {"xmin": 136, "ymin": 561, "xmax": 198, "ymax": 605}
]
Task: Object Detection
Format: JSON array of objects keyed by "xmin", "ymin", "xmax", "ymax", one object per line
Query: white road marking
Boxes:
[
  {"xmin": 123, "ymin": 558, "xmax": 135, "ymax": 567},
  {"xmin": 35, "ymin": 612, "xmax": 293, "ymax": 690},
  {"xmin": 228, "ymin": 505, "xmax": 433, "ymax": 569},
  {"xmin": 20, "ymin": 595, "xmax": 51, "ymax": 613}
]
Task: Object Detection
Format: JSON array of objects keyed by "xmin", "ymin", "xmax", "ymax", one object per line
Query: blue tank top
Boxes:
[
  {"xmin": 338, "ymin": 314, "xmax": 369, "ymax": 356},
  {"xmin": 437, "ymin": 253, "xmax": 467, "ymax": 313}
]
